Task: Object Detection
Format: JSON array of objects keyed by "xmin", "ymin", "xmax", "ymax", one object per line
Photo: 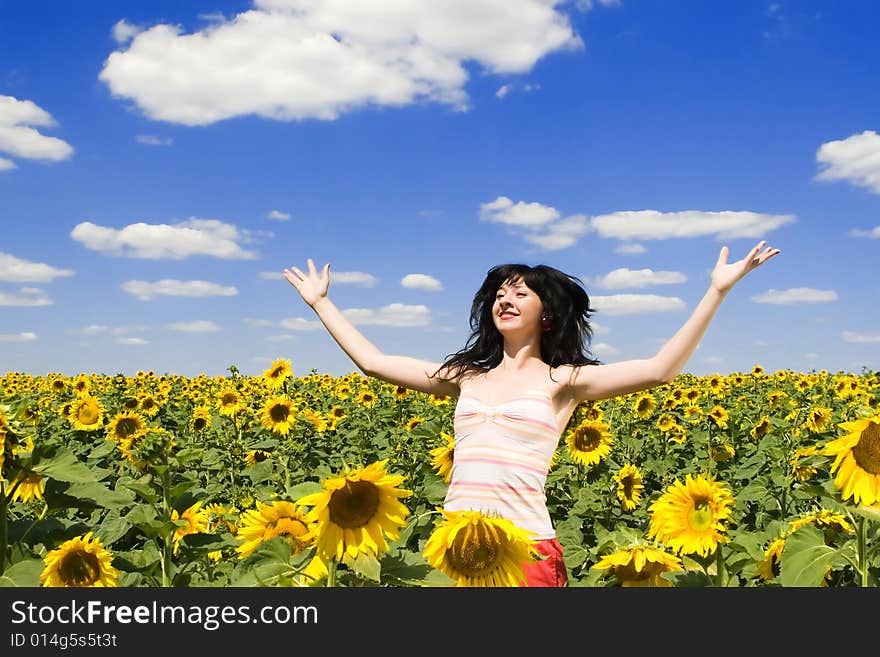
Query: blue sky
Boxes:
[{"xmin": 1, "ymin": 0, "xmax": 878, "ymax": 380}]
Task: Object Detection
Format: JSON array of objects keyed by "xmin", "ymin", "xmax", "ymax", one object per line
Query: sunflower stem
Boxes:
[
  {"xmin": 857, "ymin": 515, "xmax": 868, "ymax": 588},
  {"xmin": 0, "ymin": 486, "xmax": 7, "ymax": 575},
  {"xmin": 327, "ymin": 557, "xmax": 337, "ymax": 587},
  {"xmin": 715, "ymin": 545, "xmax": 727, "ymax": 587},
  {"xmin": 160, "ymin": 466, "xmax": 173, "ymax": 587}
]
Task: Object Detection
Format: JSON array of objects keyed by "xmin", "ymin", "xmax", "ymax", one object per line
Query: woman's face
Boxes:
[{"xmin": 491, "ymin": 277, "xmax": 544, "ymax": 336}]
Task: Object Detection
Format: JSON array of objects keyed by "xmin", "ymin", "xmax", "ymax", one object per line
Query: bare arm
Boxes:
[
  {"xmin": 283, "ymin": 259, "xmax": 459, "ymax": 397},
  {"xmin": 567, "ymin": 240, "xmax": 781, "ymax": 402}
]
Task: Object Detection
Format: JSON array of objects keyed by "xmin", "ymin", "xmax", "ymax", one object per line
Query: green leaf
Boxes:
[
  {"xmin": 779, "ymin": 525, "xmax": 847, "ymax": 587},
  {"xmin": 345, "ymin": 552, "xmax": 381, "ymax": 582},
  {"xmin": 0, "ymin": 559, "xmax": 45, "ymax": 587},
  {"xmin": 32, "ymin": 448, "xmax": 99, "ymax": 483}
]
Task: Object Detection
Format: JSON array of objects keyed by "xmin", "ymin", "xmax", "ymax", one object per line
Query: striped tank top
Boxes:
[{"xmin": 443, "ymin": 387, "xmax": 563, "ymax": 540}]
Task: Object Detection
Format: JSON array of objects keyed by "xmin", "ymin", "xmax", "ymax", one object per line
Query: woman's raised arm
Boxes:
[{"xmin": 283, "ymin": 259, "xmax": 459, "ymax": 397}]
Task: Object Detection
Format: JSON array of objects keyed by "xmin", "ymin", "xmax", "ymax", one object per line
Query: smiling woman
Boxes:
[{"xmin": 283, "ymin": 241, "xmax": 781, "ymax": 586}]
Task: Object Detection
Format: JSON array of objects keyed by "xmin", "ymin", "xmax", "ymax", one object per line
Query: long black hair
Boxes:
[{"xmin": 433, "ymin": 263, "xmax": 601, "ymax": 382}]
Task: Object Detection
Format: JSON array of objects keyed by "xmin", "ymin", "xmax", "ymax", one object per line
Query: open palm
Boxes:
[
  {"xmin": 283, "ymin": 259, "xmax": 331, "ymax": 307},
  {"xmin": 711, "ymin": 240, "xmax": 781, "ymax": 295}
]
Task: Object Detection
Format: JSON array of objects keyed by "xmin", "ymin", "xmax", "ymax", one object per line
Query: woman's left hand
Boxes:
[{"xmin": 711, "ymin": 240, "xmax": 781, "ymax": 295}]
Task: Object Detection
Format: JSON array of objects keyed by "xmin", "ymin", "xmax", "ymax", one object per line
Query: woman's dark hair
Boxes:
[{"xmin": 433, "ymin": 263, "xmax": 601, "ymax": 382}]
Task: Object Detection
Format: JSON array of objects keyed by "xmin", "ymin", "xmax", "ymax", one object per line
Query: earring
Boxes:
[{"xmin": 541, "ymin": 313, "xmax": 553, "ymax": 333}]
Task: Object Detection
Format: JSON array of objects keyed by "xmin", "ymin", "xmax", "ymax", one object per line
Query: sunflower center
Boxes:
[
  {"xmin": 447, "ymin": 524, "xmax": 502, "ymax": 577},
  {"xmin": 193, "ymin": 417, "xmax": 207, "ymax": 430},
  {"xmin": 328, "ymin": 480, "xmax": 380, "ymax": 529},
  {"xmin": 270, "ymin": 404, "xmax": 290, "ymax": 422},
  {"xmin": 687, "ymin": 499, "xmax": 714, "ymax": 531},
  {"xmin": 574, "ymin": 427, "xmax": 601, "ymax": 451},
  {"xmin": 221, "ymin": 393, "xmax": 238, "ymax": 404},
  {"xmin": 77, "ymin": 405, "xmax": 98, "ymax": 425},
  {"xmin": 59, "ymin": 548, "xmax": 101, "ymax": 586},
  {"xmin": 116, "ymin": 417, "xmax": 139, "ymax": 438},
  {"xmin": 852, "ymin": 421, "xmax": 880, "ymax": 474}
]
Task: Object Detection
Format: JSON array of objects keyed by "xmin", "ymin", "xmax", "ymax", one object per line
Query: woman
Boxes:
[{"xmin": 282, "ymin": 240, "xmax": 781, "ymax": 586}]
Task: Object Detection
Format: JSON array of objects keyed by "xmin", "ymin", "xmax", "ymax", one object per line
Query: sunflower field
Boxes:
[{"xmin": 1, "ymin": 360, "xmax": 879, "ymax": 588}]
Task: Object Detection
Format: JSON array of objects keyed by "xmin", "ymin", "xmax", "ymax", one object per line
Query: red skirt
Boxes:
[{"xmin": 520, "ymin": 538, "xmax": 568, "ymax": 587}]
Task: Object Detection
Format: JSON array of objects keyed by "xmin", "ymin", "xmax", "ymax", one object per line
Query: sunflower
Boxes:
[
  {"xmin": 71, "ymin": 374, "xmax": 91, "ymax": 396},
  {"xmin": 40, "ymin": 532, "xmax": 119, "ymax": 587},
  {"xmin": 406, "ymin": 416, "xmax": 425, "ymax": 431},
  {"xmin": 656, "ymin": 413, "xmax": 676, "ymax": 433},
  {"xmin": 766, "ymin": 390, "xmax": 788, "ymax": 409},
  {"xmin": 789, "ymin": 509, "xmax": 854, "ymax": 535},
  {"xmin": 356, "ymin": 390, "xmax": 377, "ymax": 408},
  {"xmin": 245, "ymin": 449, "xmax": 272, "ymax": 466},
  {"xmin": 666, "ymin": 423, "xmax": 686, "ymax": 444},
  {"xmin": 633, "ymin": 393, "xmax": 656, "ymax": 419},
  {"xmin": 822, "ymin": 413, "xmax": 880, "ymax": 505},
  {"xmin": 296, "ymin": 459, "xmax": 412, "ymax": 564},
  {"xmin": 565, "ymin": 419, "xmax": 614, "ymax": 468},
  {"xmin": 647, "ymin": 473, "xmax": 735, "ymax": 557},
  {"xmin": 235, "ymin": 500, "xmax": 316, "ymax": 559},
  {"xmin": 751, "ymin": 416, "xmax": 772, "ymax": 440},
  {"xmin": 190, "ymin": 405, "xmax": 211, "ymax": 432},
  {"xmin": 137, "ymin": 394, "xmax": 161, "ymax": 418},
  {"xmin": 423, "ymin": 509, "xmax": 538, "ymax": 587},
  {"xmin": 262, "ymin": 358, "xmax": 293, "ymax": 391},
  {"xmin": 709, "ymin": 442, "xmax": 735, "ymax": 462},
  {"xmin": 392, "ymin": 385, "xmax": 410, "ymax": 399},
  {"xmin": 708, "ymin": 405, "xmax": 729, "ymax": 430},
  {"xmin": 805, "ymin": 406, "xmax": 833, "ymax": 433},
  {"xmin": 302, "ymin": 408, "xmax": 328, "ymax": 433},
  {"xmin": 683, "ymin": 404, "xmax": 702, "ymax": 423},
  {"xmin": 259, "ymin": 396, "xmax": 297, "ymax": 436},
  {"xmin": 119, "ymin": 426, "xmax": 174, "ymax": 469},
  {"xmin": 592, "ymin": 545, "xmax": 683, "ymax": 587},
  {"xmin": 68, "ymin": 395, "xmax": 105, "ymax": 432},
  {"xmin": 105, "ymin": 411, "xmax": 146, "ymax": 444},
  {"xmin": 755, "ymin": 536, "xmax": 786, "ymax": 582},
  {"xmin": 430, "ymin": 432, "xmax": 455, "ymax": 483},
  {"xmin": 10, "ymin": 472, "xmax": 46, "ymax": 503},
  {"xmin": 614, "ymin": 464, "xmax": 644, "ymax": 511},
  {"xmin": 790, "ymin": 445, "xmax": 820, "ymax": 482},
  {"xmin": 171, "ymin": 501, "xmax": 210, "ymax": 553},
  {"xmin": 216, "ymin": 387, "xmax": 246, "ymax": 417}
]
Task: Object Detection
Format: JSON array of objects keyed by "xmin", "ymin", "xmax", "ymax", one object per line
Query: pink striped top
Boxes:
[{"xmin": 444, "ymin": 388, "xmax": 563, "ymax": 539}]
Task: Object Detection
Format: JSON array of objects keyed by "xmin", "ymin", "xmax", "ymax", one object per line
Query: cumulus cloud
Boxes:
[
  {"xmin": 112, "ymin": 19, "xmax": 144, "ymax": 44},
  {"xmin": 587, "ymin": 294, "xmax": 686, "ymax": 316},
  {"xmin": 750, "ymin": 288, "xmax": 838, "ymax": 304},
  {"xmin": 70, "ymin": 218, "xmax": 260, "ymax": 259},
  {"xmin": 815, "ymin": 130, "xmax": 880, "ymax": 194},
  {"xmin": 847, "ymin": 226, "xmax": 880, "ymax": 239},
  {"xmin": 243, "ymin": 318, "xmax": 276, "ymax": 327},
  {"xmin": 591, "ymin": 268, "xmax": 687, "ymax": 290},
  {"xmin": 401, "ymin": 273, "xmax": 443, "ymax": 291},
  {"xmin": 121, "ymin": 279, "xmax": 239, "ymax": 301},
  {"xmin": 0, "ymin": 252, "xmax": 74, "ymax": 282},
  {"xmin": 135, "ymin": 134, "xmax": 173, "ymax": 146},
  {"xmin": 167, "ymin": 320, "xmax": 223, "ymax": 332},
  {"xmin": 614, "ymin": 242, "xmax": 647, "ymax": 255},
  {"xmin": 330, "ymin": 271, "xmax": 379, "ymax": 287},
  {"xmin": 590, "ymin": 209, "xmax": 795, "ymax": 241},
  {"xmin": 480, "ymin": 196, "xmax": 592, "ymax": 251},
  {"xmin": 278, "ymin": 317, "xmax": 324, "ymax": 330},
  {"xmin": 98, "ymin": 1, "xmax": 583, "ymax": 126},
  {"xmin": 0, "ymin": 95, "xmax": 74, "ymax": 169},
  {"xmin": 69, "ymin": 325, "xmax": 109, "ymax": 336},
  {"xmin": 343, "ymin": 302, "xmax": 431, "ymax": 326},
  {"xmin": 267, "ymin": 209, "xmax": 291, "ymax": 221},
  {"xmin": 116, "ymin": 337, "xmax": 149, "ymax": 345},
  {"xmin": 0, "ymin": 287, "xmax": 52, "ymax": 306},
  {"xmin": 0, "ymin": 332, "xmax": 38, "ymax": 342},
  {"xmin": 840, "ymin": 331, "xmax": 880, "ymax": 344}
]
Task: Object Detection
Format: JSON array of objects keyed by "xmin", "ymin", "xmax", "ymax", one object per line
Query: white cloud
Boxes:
[
  {"xmin": 70, "ymin": 218, "xmax": 260, "ymax": 259},
  {"xmin": 135, "ymin": 134, "xmax": 173, "ymax": 146},
  {"xmin": 0, "ymin": 332, "xmax": 37, "ymax": 342},
  {"xmin": 167, "ymin": 320, "xmax": 223, "ymax": 332},
  {"xmin": 0, "ymin": 95, "xmax": 74, "ymax": 167},
  {"xmin": 279, "ymin": 317, "xmax": 324, "ymax": 330},
  {"xmin": 591, "ymin": 209, "xmax": 795, "ymax": 241},
  {"xmin": 0, "ymin": 252, "xmax": 75, "ymax": 282},
  {"xmin": 480, "ymin": 196, "xmax": 559, "ymax": 227},
  {"xmin": 243, "ymin": 318, "xmax": 276, "ymax": 327},
  {"xmin": 841, "ymin": 330, "xmax": 880, "ymax": 344},
  {"xmin": 815, "ymin": 130, "xmax": 880, "ymax": 194},
  {"xmin": 69, "ymin": 325, "xmax": 109, "ymax": 336},
  {"xmin": 331, "ymin": 271, "xmax": 378, "ymax": 287},
  {"xmin": 750, "ymin": 288, "xmax": 838, "ymax": 304},
  {"xmin": 116, "ymin": 337, "xmax": 149, "ymax": 345},
  {"xmin": 98, "ymin": 1, "xmax": 583, "ymax": 126},
  {"xmin": 265, "ymin": 334, "xmax": 297, "ymax": 342},
  {"xmin": 259, "ymin": 271, "xmax": 285, "ymax": 280},
  {"xmin": 121, "ymin": 279, "xmax": 239, "ymax": 301},
  {"xmin": 614, "ymin": 242, "xmax": 647, "ymax": 255},
  {"xmin": 112, "ymin": 19, "xmax": 144, "ymax": 44},
  {"xmin": 847, "ymin": 226, "xmax": 880, "ymax": 239},
  {"xmin": 343, "ymin": 302, "xmax": 431, "ymax": 327},
  {"xmin": 0, "ymin": 287, "xmax": 52, "ymax": 306},
  {"xmin": 590, "ymin": 342, "xmax": 619, "ymax": 358},
  {"xmin": 591, "ymin": 267, "xmax": 686, "ymax": 290},
  {"xmin": 588, "ymin": 294, "xmax": 686, "ymax": 316},
  {"xmin": 267, "ymin": 209, "xmax": 291, "ymax": 221},
  {"xmin": 401, "ymin": 273, "xmax": 443, "ymax": 291}
]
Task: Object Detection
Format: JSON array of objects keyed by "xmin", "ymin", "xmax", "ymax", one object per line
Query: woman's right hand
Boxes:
[{"xmin": 283, "ymin": 259, "xmax": 331, "ymax": 308}]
